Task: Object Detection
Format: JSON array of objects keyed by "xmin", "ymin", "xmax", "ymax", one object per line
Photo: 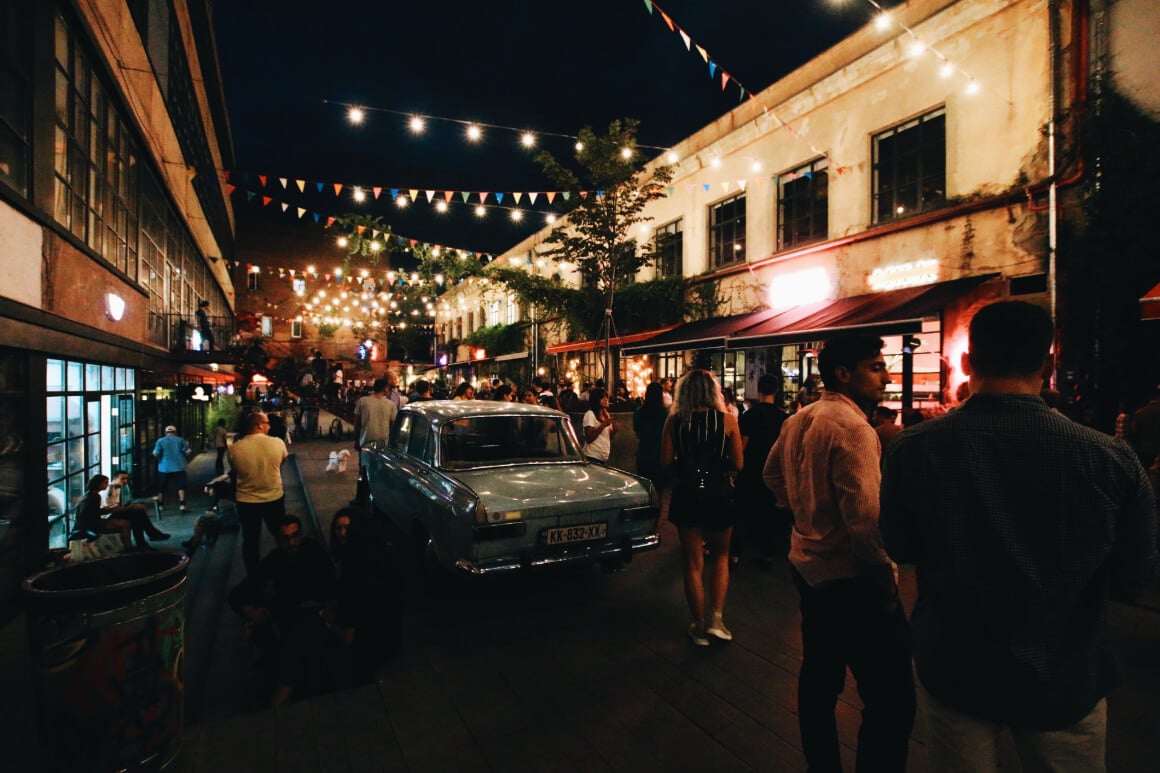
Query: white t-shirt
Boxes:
[{"xmin": 582, "ymin": 410, "xmax": 611, "ymax": 461}]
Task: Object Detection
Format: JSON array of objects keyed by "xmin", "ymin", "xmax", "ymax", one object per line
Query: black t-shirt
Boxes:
[{"xmin": 738, "ymin": 402, "xmax": 787, "ymax": 483}]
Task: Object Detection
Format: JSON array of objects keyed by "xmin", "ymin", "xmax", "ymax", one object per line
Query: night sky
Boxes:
[{"xmin": 213, "ymin": 0, "xmax": 884, "ymax": 255}]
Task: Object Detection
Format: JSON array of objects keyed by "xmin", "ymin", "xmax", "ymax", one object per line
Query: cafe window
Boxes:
[{"xmin": 0, "ymin": 0, "xmax": 32, "ymax": 197}]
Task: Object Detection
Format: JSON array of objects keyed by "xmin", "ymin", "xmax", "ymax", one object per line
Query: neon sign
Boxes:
[{"xmin": 867, "ymin": 259, "xmax": 939, "ymax": 291}]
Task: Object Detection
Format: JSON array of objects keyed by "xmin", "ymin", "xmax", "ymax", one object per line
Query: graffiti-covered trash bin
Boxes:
[{"xmin": 23, "ymin": 551, "xmax": 189, "ymax": 772}]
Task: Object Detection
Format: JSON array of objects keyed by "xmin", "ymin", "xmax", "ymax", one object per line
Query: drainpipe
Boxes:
[{"xmin": 1048, "ymin": 0, "xmax": 1061, "ymax": 327}]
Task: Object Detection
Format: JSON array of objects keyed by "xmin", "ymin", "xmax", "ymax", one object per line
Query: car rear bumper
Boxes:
[{"xmin": 453, "ymin": 532, "xmax": 662, "ymax": 575}]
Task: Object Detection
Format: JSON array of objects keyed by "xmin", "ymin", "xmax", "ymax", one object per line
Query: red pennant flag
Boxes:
[
  {"xmin": 223, "ymin": 171, "xmax": 231, "ymax": 182},
  {"xmin": 259, "ymin": 175, "xmax": 267, "ymax": 187},
  {"xmin": 356, "ymin": 225, "xmax": 366, "ymax": 234},
  {"xmin": 579, "ymin": 191, "xmax": 589, "ymax": 199},
  {"xmin": 226, "ymin": 184, "xmax": 236, "ymax": 195},
  {"xmin": 410, "ymin": 239, "xmax": 417, "ymax": 247},
  {"xmin": 333, "ymin": 183, "xmax": 343, "ymax": 196},
  {"xmin": 721, "ymin": 72, "xmax": 731, "ymax": 91},
  {"xmin": 479, "ymin": 192, "xmax": 489, "ymax": 203},
  {"xmin": 262, "ymin": 196, "xmax": 272, "ymax": 206},
  {"xmin": 372, "ymin": 187, "xmax": 382, "ymax": 199},
  {"xmin": 325, "ymin": 216, "xmax": 336, "ymax": 227}
]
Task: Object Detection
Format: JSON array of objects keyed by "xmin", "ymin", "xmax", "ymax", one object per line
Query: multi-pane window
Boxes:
[
  {"xmin": 488, "ymin": 301, "xmax": 500, "ymax": 327},
  {"xmin": 873, "ymin": 107, "xmax": 946, "ymax": 223},
  {"xmin": 654, "ymin": 219, "xmax": 683, "ymax": 278},
  {"xmin": 246, "ymin": 269, "xmax": 260, "ymax": 291},
  {"xmin": 505, "ymin": 295, "xmax": 519, "ymax": 325},
  {"xmin": 777, "ymin": 158, "xmax": 829, "ymax": 250},
  {"xmin": 290, "ymin": 319, "xmax": 303, "ymax": 338},
  {"xmin": 52, "ymin": 11, "xmax": 140, "ymax": 278},
  {"xmin": 0, "ymin": 0, "xmax": 32, "ymax": 196},
  {"xmin": 709, "ymin": 193, "xmax": 746, "ymax": 267}
]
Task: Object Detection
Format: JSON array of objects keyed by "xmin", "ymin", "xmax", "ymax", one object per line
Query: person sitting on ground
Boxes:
[
  {"xmin": 229, "ymin": 515, "xmax": 341, "ymax": 707},
  {"xmin": 330, "ymin": 508, "xmax": 401, "ymax": 684}
]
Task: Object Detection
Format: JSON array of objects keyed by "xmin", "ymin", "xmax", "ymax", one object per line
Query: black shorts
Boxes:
[{"xmin": 668, "ymin": 485, "xmax": 734, "ymax": 531}]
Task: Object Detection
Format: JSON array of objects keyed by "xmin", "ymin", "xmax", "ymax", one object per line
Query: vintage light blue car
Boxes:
[{"xmin": 363, "ymin": 400, "xmax": 661, "ymax": 575}]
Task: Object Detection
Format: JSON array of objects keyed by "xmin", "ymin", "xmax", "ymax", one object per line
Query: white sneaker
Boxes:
[
  {"xmin": 688, "ymin": 622, "xmax": 710, "ymax": 647},
  {"xmin": 706, "ymin": 619, "xmax": 733, "ymax": 642}
]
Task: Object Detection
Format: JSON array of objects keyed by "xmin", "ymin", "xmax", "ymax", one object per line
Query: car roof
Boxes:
[{"xmin": 401, "ymin": 399, "xmax": 564, "ymax": 421}]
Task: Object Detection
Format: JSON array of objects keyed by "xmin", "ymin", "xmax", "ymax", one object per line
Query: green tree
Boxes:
[{"xmin": 535, "ymin": 119, "xmax": 674, "ymax": 391}]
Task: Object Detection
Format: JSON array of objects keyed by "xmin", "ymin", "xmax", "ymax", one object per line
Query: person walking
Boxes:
[
  {"xmin": 353, "ymin": 377, "xmax": 398, "ymax": 505},
  {"xmin": 152, "ymin": 424, "xmax": 191, "ymax": 512},
  {"xmin": 229, "ymin": 411, "xmax": 289, "ymax": 576},
  {"xmin": 764, "ymin": 333, "xmax": 915, "ymax": 773},
  {"xmin": 732, "ymin": 373, "xmax": 788, "ymax": 566},
  {"xmin": 661, "ymin": 369, "xmax": 743, "ymax": 646},
  {"xmin": 195, "ymin": 299, "xmax": 214, "ymax": 351},
  {"xmin": 633, "ymin": 382, "xmax": 669, "ymax": 488},
  {"xmin": 212, "ymin": 418, "xmax": 229, "ymax": 476},
  {"xmin": 880, "ymin": 301, "xmax": 1158, "ymax": 772}
]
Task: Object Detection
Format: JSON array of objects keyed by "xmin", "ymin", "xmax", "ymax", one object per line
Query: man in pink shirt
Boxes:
[{"xmin": 764, "ymin": 333, "xmax": 915, "ymax": 772}]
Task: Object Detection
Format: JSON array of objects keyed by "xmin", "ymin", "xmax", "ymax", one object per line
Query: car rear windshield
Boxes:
[{"xmin": 440, "ymin": 415, "xmax": 581, "ymax": 469}]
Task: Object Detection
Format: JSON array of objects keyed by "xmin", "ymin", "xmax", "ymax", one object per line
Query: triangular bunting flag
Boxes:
[
  {"xmin": 739, "ymin": 87, "xmax": 747, "ymax": 102},
  {"xmin": 223, "ymin": 170, "xmax": 230, "ymax": 182},
  {"xmin": 372, "ymin": 187, "xmax": 382, "ymax": 199},
  {"xmin": 409, "ymin": 189, "xmax": 419, "ymax": 201},
  {"xmin": 461, "ymin": 192, "xmax": 471, "ymax": 202},
  {"xmin": 642, "ymin": 0, "xmax": 652, "ymax": 13},
  {"xmin": 295, "ymin": 180, "xmax": 305, "ymax": 193},
  {"xmin": 227, "ymin": 184, "xmax": 236, "ymax": 195},
  {"xmin": 721, "ymin": 72, "xmax": 731, "ymax": 91},
  {"xmin": 546, "ymin": 191, "xmax": 556, "ymax": 204},
  {"xmin": 333, "ymin": 183, "xmax": 343, "ymax": 196},
  {"xmin": 410, "ymin": 239, "xmax": 417, "ymax": 247},
  {"xmin": 425, "ymin": 190, "xmax": 435, "ymax": 203},
  {"xmin": 246, "ymin": 191, "xmax": 255, "ymax": 202},
  {"xmin": 697, "ymin": 45, "xmax": 709, "ymax": 63},
  {"xmin": 738, "ymin": 180, "xmax": 747, "ymax": 191},
  {"xmin": 280, "ymin": 202, "xmax": 288, "ymax": 212},
  {"xmin": 660, "ymin": 10, "xmax": 674, "ymax": 31},
  {"xmin": 496, "ymin": 192, "xmax": 504, "ymax": 204},
  {"xmin": 721, "ymin": 182, "xmax": 731, "ymax": 193},
  {"xmin": 702, "ymin": 184, "xmax": 710, "ymax": 192},
  {"xmin": 316, "ymin": 182, "xmax": 324, "ymax": 193},
  {"xmin": 326, "ymin": 217, "xmax": 335, "ymax": 227},
  {"xmin": 278, "ymin": 178, "xmax": 287, "ymax": 189},
  {"xmin": 313, "ymin": 213, "xmax": 320, "ymax": 222},
  {"xmin": 262, "ymin": 196, "xmax": 272, "ymax": 206},
  {"xmin": 357, "ymin": 225, "xmax": 366, "ymax": 234},
  {"xmin": 666, "ymin": 186, "xmax": 675, "ymax": 195},
  {"xmin": 296, "ymin": 207, "xmax": 306, "ymax": 218},
  {"xmin": 259, "ymin": 175, "xmax": 267, "ymax": 187},
  {"xmin": 679, "ymin": 30, "xmax": 691, "ymax": 50},
  {"xmin": 513, "ymin": 192, "xmax": 523, "ymax": 204},
  {"xmin": 389, "ymin": 188, "xmax": 399, "ymax": 200},
  {"xmin": 562, "ymin": 192, "xmax": 571, "ymax": 201},
  {"xmin": 528, "ymin": 192, "xmax": 538, "ymax": 205},
  {"xmin": 579, "ymin": 191, "xmax": 588, "ymax": 199},
  {"xmin": 444, "ymin": 191, "xmax": 454, "ymax": 203},
  {"xmin": 709, "ymin": 61, "xmax": 717, "ymax": 79}
]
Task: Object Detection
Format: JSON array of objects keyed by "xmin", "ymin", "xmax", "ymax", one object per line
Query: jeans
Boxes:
[
  {"xmin": 237, "ymin": 497, "xmax": 286, "ymax": 576},
  {"xmin": 792, "ymin": 568, "xmax": 916, "ymax": 773},
  {"xmin": 921, "ymin": 687, "xmax": 1107, "ymax": 772}
]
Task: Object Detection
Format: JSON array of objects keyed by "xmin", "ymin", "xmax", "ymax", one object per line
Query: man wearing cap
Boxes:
[{"xmin": 153, "ymin": 424, "xmax": 191, "ymax": 512}]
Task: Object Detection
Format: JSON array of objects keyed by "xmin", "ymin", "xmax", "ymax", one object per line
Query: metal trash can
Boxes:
[{"xmin": 23, "ymin": 551, "xmax": 190, "ymax": 772}]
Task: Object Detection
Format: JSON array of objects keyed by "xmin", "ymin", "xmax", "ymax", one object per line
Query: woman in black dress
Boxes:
[{"xmin": 661, "ymin": 370, "xmax": 743, "ymax": 646}]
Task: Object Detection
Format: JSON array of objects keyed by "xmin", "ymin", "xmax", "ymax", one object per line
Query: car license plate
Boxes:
[{"xmin": 543, "ymin": 522, "xmax": 607, "ymax": 545}]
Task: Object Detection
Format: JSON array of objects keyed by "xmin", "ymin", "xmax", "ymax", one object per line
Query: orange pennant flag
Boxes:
[
  {"xmin": 546, "ymin": 191, "xmax": 556, "ymax": 204},
  {"xmin": 579, "ymin": 191, "xmax": 588, "ymax": 199},
  {"xmin": 721, "ymin": 72, "xmax": 731, "ymax": 91},
  {"xmin": 660, "ymin": 10, "xmax": 674, "ymax": 31},
  {"xmin": 372, "ymin": 187, "xmax": 382, "ymax": 199},
  {"xmin": 262, "ymin": 196, "xmax": 272, "ymax": 206},
  {"xmin": 444, "ymin": 190, "xmax": 454, "ymax": 202},
  {"xmin": 357, "ymin": 225, "xmax": 366, "ymax": 234},
  {"xmin": 333, "ymin": 183, "xmax": 343, "ymax": 196}
]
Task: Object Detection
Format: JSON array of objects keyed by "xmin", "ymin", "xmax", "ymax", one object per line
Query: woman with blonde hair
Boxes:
[{"xmin": 661, "ymin": 369, "xmax": 743, "ymax": 646}]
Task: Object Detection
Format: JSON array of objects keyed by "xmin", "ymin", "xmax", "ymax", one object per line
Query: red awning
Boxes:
[
  {"xmin": 546, "ymin": 324, "xmax": 680, "ymax": 356},
  {"xmin": 619, "ymin": 310, "xmax": 775, "ymax": 355},
  {"xmin": 724, "ymin": 274, "xmax": 1000, "ymax": 349},
  {"xmin": 1141, "ymin": 281, "xmax": 1160, "ymax": 320},
  {"xmin": 723, "ymin": 272, "xmax": 997, "ymax": 348}
]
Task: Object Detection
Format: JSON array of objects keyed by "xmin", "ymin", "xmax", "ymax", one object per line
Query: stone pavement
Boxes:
[{"xmin": 2, "ymin": 411, "xmax": 1158, "ymax": 771}]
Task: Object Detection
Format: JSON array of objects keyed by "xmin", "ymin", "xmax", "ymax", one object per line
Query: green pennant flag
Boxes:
[{"xmin": 643, "ymin": 0, "xmax": 653, "ymax": 13}]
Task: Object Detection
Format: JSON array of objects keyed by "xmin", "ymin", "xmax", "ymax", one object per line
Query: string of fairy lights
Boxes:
[{"xmin": 231, "ymin": 0, "xmax": 996, "ymax": 259}]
